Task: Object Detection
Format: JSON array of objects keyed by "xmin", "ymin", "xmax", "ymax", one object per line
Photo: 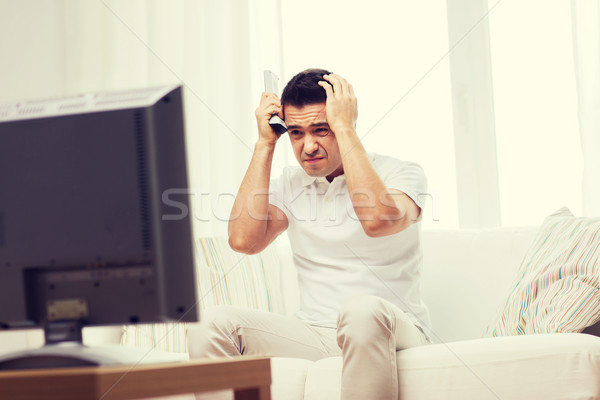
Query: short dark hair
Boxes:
[{"xmin": 281, "ymin": 68, "xmax": 333, "ymax": 110}]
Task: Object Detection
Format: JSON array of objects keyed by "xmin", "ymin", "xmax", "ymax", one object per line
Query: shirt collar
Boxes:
[{"xmin": 300, "ymin": 171, "xmax": 319, "ymax": 186}]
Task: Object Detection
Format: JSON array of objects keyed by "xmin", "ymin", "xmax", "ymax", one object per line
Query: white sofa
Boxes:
[
  {"xmin": 3, "ymin": 227, "xmax": 600, "ymax": 399},
  {"xmin": 256, "ymin": 227, "xmax": 600, "ymax": 400}
]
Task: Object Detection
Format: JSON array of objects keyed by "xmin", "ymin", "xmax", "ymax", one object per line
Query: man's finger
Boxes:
[
  {"xmin": 318, "ymin": 80, "xmax": 334, "ymax": 97},
  {"xmin": 333, "ymin": 74, "xmax": 350, "ymax": 96},
  {"xmin": 348, "ymin": 83, "xmax": 356, "ymax": 98},
  {"xmin": 263, "ymin": 92, "xmax": 280, "ymax": 101},
  {"xmin": 267, "ymin": 104, "xmax": 280, "ymax": 114},
  {"xmin": 323, "ymin": 74, "xmax": 343, "ymax": 96}
]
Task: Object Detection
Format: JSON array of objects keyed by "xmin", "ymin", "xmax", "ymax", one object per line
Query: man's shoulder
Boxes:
[
  {"xmin": 280, "ymin": 165, "xmax": 305, "ymax": 180},
  {"xmin": 369, "ymin": 152, "xmax": 424, "ymax": 173},
  {"xmin": 273, "ymin": 165, "xmax": 308, "ymax": 188}
]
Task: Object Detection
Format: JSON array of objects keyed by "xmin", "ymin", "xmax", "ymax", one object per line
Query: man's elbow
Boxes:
[
  {"xmin": 362, "ymin": 221, "xmax": 391, "ymax": 237},
  {"xmin": 361, "ymin": 215, "xmax": 411, "ymax": 237},
  {"xmin": 228, "ymin": 234, "xmax": 263, "ymax": 255}
]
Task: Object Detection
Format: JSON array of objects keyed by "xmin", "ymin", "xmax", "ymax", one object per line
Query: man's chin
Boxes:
[
  {"xmin": 301, "ymin": 159, "xmax": 326, "ymax": 175},
  {"xmin": 303, "ymin": 168, "xmax": 325, "ymax": 177}
]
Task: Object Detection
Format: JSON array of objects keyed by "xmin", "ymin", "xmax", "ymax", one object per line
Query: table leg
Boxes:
[{"xmin": 234, "ymin": 386, "xmax": 270, "ymax": 400}]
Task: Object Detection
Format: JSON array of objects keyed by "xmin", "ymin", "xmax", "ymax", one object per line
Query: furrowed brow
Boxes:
[{"xmin": 287, "ymin": 122, "xmax": 329, "ymax": 130}]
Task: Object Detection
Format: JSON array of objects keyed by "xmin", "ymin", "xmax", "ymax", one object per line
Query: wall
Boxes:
[{"xmin": 0, "ymin": 1, "xmax": 66, "ymax": 102}]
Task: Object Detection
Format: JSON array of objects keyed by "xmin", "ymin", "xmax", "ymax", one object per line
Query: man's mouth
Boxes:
[{"xmin": 304, "ymin": 157, "xmax": 324, "ymax": 163}]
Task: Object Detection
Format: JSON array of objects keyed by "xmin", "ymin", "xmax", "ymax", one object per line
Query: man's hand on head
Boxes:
[
  {"xmin": 255, "ymin": 92, "xmax": 284, "ymax": 145},
  {"xmin": 318, "ymin": 74, "xmax": 358, "ymax": 136}
]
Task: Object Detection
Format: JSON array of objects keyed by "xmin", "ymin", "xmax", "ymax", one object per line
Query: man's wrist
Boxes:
[
  {"xmin": 255, "ymin": 138, "xmax": 277, "ymax": 153},
  {"xmin": 332, "ymin": 125, "xmax": 357, "ymax": 138},
  {"xmin": 333, "ymin": 126, "xmax": 361, "ymax": 149}
]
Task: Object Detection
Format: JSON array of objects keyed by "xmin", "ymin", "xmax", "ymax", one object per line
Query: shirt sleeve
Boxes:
[
  {"xmin": 269, "ymin": 172, "xmax": 292, "ymax": 220},
  {"xmin": 377, "ymin": 157, "xmax": 428, "ymax": 210}
]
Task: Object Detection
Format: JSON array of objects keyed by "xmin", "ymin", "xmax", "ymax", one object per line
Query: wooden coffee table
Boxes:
[{"xmin": 0, "ymin": 357, "xmax": 271, "ymax": 400}]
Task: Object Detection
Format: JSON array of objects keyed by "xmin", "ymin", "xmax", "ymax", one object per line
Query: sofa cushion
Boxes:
[
  {"xmin": 271, "ymin": 358, "xmax": 314, "ymax": 400},
  {"xmin": 487, "ymin": 207, "xmax": 600, "ymax": 336},
  {"xmin": 295, "ymin": 334, "xmax": 600, "ymax": 400},
  {"xmin": 420, "ymin": 227, "xmax": 537, "ymax": 342},
  {"xmin": 121, "ymin": 237, "xmax": 285, "ymax": 353}
]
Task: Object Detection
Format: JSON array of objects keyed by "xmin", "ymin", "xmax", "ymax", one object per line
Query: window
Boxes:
[
  {"xmin": 488, "ymin": 0, "xmax": 582, "ymax": 226},
  {"xmin": 281, "ymin": 0, "xmax": 457, "ymax": 228}
]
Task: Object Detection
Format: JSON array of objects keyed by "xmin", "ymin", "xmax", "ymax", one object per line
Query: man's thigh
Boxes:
[
  {"xmin": 188, "ymin": 306, "xmax": 337, "ymax": 361},
  {"xmin": 337, "ymin": 294, "xmax": 430, "ymax": 350}
]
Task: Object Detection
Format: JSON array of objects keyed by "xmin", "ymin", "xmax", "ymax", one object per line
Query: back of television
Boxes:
[{"xmin": 0, "ymin": 85, "xmax": 198, "ymax": 369}]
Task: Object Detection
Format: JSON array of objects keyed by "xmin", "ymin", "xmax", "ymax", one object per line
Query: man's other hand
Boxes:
[
  {"xmin": 255, "ymin": 92, "xmax": 284, "ymax": 144},
  {"xmin": 318, "ymin": 74, "xmax": 358, "ymax": 135}
]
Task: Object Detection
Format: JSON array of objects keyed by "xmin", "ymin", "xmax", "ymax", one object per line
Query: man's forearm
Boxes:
[
  {"xmin": 335, "ymin": 127, "xmax": 407, "ymax": 236},
  {"xmin": 317, "ymin": 73, "xmax": 406, "ymax": 235},
  {"xmin": 228, "ymin": 140, "xmax": 276, "ymax": 249}
]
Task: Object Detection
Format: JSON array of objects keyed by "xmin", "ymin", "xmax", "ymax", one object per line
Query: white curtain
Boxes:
[
  {"xmin": 446, "ymin": 0, "xmax": 501, "ymax": 228},
  {"xmin": 571, "ymin": 0, "xmax": 600, "ymax": 218},
  {"xmin": 61, "ymin": 0, "xmax": 286, "ymax": 237}
]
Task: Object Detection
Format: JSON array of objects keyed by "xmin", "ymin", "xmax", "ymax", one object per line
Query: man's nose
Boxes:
[{"xmin": 303, "ymin": 134, "xmax": 319, "ymax": 155}]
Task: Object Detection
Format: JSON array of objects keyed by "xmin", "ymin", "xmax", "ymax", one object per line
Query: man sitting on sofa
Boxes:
[{"xmin": 190, "ymin": 68, "xmax": 432, "ymax": 400}]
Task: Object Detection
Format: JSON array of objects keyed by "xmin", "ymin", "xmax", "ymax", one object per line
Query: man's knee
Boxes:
[
  {"xmin": 338, "ymin": 294, "xmax": 389, "ymax": 325},
  {"xmin": 337, "ymin": 295, "xmax": 392, "ymax": 347},
  {"xmin": 187, "ymin": 306, "xmax": 242, "ymax": 358},
  {"xmin": 190, "ymin": 306, "xmax": 235, "ymax": 334}
]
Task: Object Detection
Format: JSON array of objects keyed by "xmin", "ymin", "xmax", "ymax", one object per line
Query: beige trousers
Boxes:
[{"xmin": 187, "ymin": 294, "xmax": 430, "ymax": 400}]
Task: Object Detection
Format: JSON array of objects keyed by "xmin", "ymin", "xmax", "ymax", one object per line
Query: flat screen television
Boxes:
[{"xmin": 0, "ymin": 85, "xmax": 198, "ymax": 369}]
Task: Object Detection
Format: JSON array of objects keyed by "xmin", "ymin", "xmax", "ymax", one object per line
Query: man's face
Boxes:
[{"xmin": 284, "ymin": 103, "xmax": 344, "ymax": 181}]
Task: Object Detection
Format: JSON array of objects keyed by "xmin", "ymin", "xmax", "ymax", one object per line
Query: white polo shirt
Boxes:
[{"xmin": 269, "ymin": 153, "xmax": 432, "ymax": 332}]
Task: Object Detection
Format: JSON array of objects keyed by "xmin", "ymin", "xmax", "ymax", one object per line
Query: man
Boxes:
[{"xmin": 190, "ymin": 69, "xmax": 432, "ymax": 400}]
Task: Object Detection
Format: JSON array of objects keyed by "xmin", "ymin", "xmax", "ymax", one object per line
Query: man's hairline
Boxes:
[{"xmin": 282, "ymin": 100, "xmax": 326, "ymax": 120}]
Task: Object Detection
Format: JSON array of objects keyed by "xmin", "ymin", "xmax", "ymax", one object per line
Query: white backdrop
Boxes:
[
  {"xmin": 0, "ymin": 0, "xmax": 288, "ymax": 237},
  {"xmin": 488, "ymin": 0, "xmax": 583, "ymax": 225},
  {"xmin": 1, "ymin": 0, "xmax": 595, "ymax": 234},
  {"xmin": 281, "ymin": 0, "xmax": 457, "ymax": 228},
  {"xmin": 571, "ymin": 0, "xmax": 600, "ymax": 218}
]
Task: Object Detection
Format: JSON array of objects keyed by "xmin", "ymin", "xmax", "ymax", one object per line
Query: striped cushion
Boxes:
[
  {"xmin": 195, "ymin": 237, "xmax": 285, "ymax": 313},
  {"xmin": 121, "ymin": 237, "xmax": 285, "ymax": 352},
  {"xmin": 487, "ymin": 207, "xmax": 600, "ymax": 336},
  {"xmin": 120, "ymin": 323, "xmax": 188, "ymax": 353}
]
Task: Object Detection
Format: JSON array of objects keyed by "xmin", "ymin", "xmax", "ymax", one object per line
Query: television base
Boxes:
[
  {"xmin": 0, "ymin": 342, "xmax": 188, "ymax": 370},
  {"xmin": 0, "ymin": 322, "xmax": 188, "ymax": 371}
]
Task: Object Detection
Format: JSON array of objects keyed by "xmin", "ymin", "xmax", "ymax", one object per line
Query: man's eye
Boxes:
[
  {"xmin": 314, "ymin": 128, "xmax": 330, "ymax": 136},
  {"xmin": 289, "ymin": 130, "xmax": 303, "ymax": 136}
]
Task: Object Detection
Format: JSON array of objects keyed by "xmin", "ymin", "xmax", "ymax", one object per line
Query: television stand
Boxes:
[{"xmin": 0, "ymin": 321, "xmax": 186, "ymax": 370}]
